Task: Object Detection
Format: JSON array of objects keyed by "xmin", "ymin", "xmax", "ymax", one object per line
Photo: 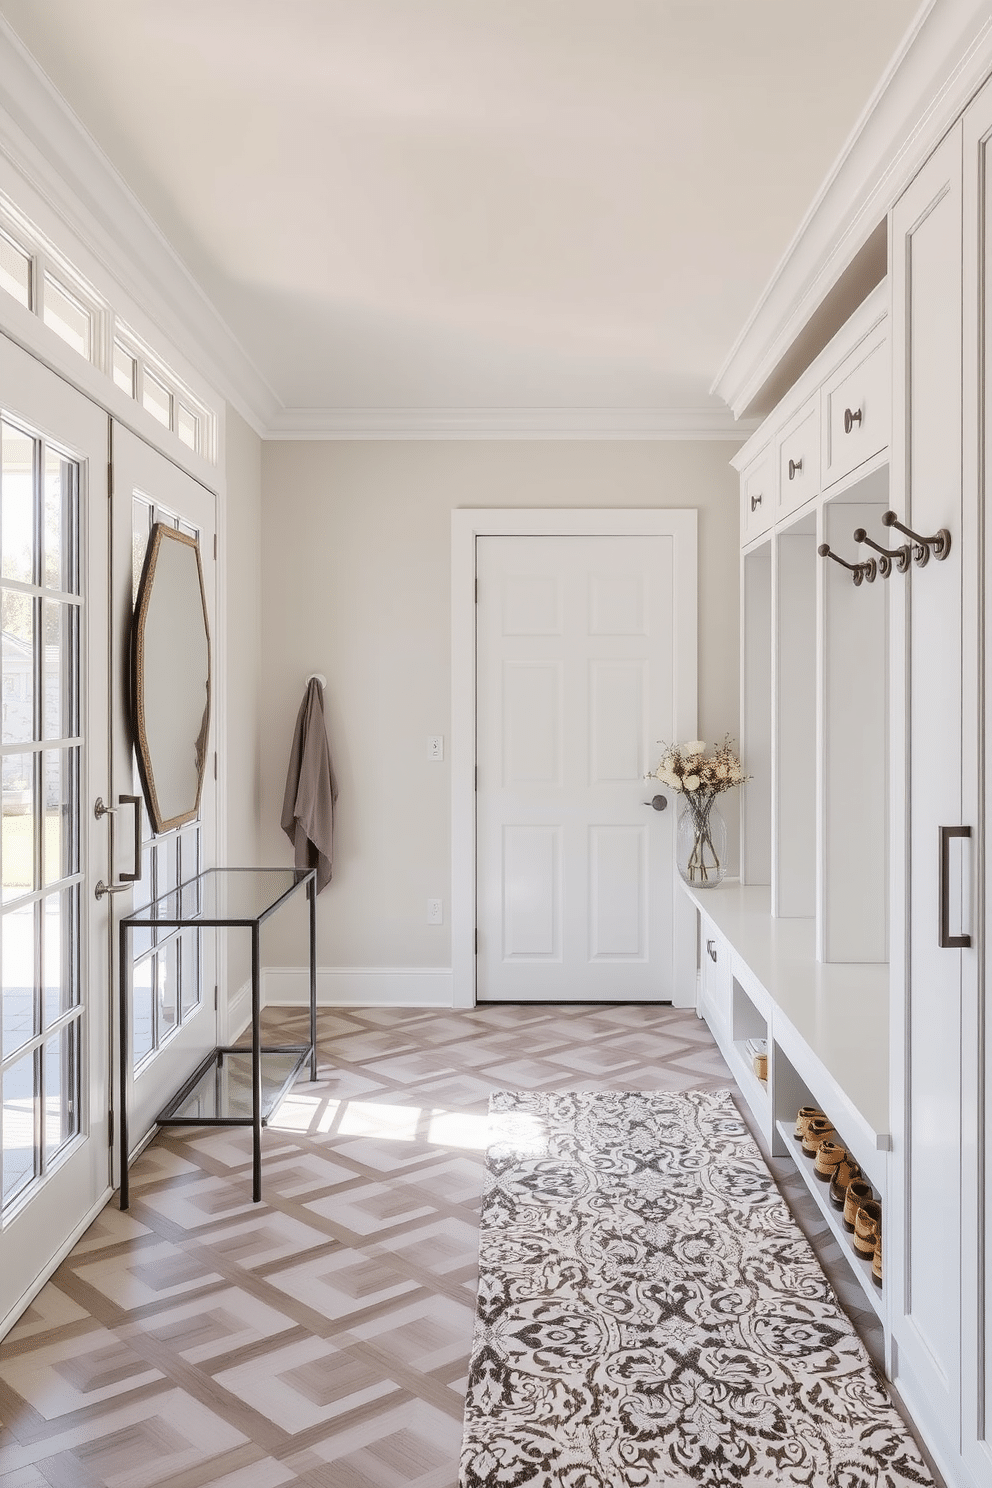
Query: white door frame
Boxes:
[{"xmin": 451, "ymin": 508, "xmax": 698, "ymax": 1010}]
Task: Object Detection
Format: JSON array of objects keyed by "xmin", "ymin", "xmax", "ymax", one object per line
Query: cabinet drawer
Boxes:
[
  {"xmin": 822, "ymin": 329, "xmax": 889, "ymax": 488},
  {"xmin": 699, "ymin": 914, "xmax": 731, "ymax": 1037},
  {"xmin": 778, "ymin": 402, "xmax": 819, "ymax": 519},
  {"xmin": 741, "ymin": 449, "xmax": 775, "ymax": 543}
]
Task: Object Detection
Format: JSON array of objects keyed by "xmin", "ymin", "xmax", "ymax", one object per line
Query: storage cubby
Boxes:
[
  {"xmin": 819, "ymin": 467, "xmax": 889, "ymax": 963},
  {"xmin": 730, "ymin": 976, "xmax": 770, "ymax": 1112},
  {"xmin": 775, "ymin": 508, "xmax": 817, "ymax": 917},
  {"xmin": 742, "ymin": 543, "xmax": 772, "ymax": 887}
]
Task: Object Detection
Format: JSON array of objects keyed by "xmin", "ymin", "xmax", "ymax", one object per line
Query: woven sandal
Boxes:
[
  {"xmin": 872, "ymin": 1232, "xmax": 882, "ymax": 1289},
  {"xmin": 794, "ymin": 1105, "xmax": 825, "ymax": 1142},
  {"xmin": 829, "ymin": 1156, "xmax": 862, "ymax": 1209},
  {"xmin": 853, "ymin": 1199, "xmax": 882, "ymax": 1258},
  {"xmin": 843, "ymin": 1179, "xmax": 874, "ymax": 1231},
  {"xmin": 813, "ymin": 1140, "xmax": 846, "ymax": 1182},
  {"xmin": 801, "ymin": 1116, "xmax": 836, "ymax": 1156}
]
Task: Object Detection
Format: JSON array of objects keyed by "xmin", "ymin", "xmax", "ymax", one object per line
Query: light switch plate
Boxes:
[
  {"xmin": 427, "ymin": 898, "xmax": 443, "ymax": 924},
  {"xmin": 427, "ymin": 736, "xmax": 444, "ymax": 760}
]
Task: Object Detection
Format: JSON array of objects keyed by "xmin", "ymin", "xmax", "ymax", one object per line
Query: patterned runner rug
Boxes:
[{"xmin": 460, "ymin": 1089, "xmax": 933, "ymax": 1488}]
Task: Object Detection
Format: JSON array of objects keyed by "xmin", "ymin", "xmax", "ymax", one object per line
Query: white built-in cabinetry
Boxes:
[{"xmin": 690, "ymin": 70, "xmax": 992, "ymax": 1488}]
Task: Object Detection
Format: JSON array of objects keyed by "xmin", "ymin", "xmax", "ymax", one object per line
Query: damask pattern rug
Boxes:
[{"xmin": 460, "ymin": 1089, "xmax": 933, "ymax": 1488}]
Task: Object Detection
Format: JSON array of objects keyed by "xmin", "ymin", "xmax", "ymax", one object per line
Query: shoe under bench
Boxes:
[{"xmin": 680, "ymin": 878, "xmax": 889, "ymax": 1319}]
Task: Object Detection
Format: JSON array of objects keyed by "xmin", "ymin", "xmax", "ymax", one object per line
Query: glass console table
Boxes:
[{"xmin": 118, "ymin": 867, "xmax": 317, "ymax": 1208}]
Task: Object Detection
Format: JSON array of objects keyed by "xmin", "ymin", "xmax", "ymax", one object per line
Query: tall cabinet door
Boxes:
[
  {"xmin": 963, "ymin": 75, "xmax": 992, "ymax": 1487},
  {"xmin": 889, "ymin": 119, "xmax": 971, "ymax": 1465}
]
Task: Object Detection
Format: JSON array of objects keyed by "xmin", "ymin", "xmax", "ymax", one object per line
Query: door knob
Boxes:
[{"xmin": 642, "ymin": 794, "xmax": 668, "ymax": 811}]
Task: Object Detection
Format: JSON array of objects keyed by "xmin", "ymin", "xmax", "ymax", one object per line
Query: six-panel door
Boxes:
[{"xmin": 476, "ymin": 535, "xmax": 679, "ymax": 1002}]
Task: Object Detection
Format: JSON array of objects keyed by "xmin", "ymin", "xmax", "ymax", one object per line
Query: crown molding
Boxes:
[
  {"xmin": 0, "ymin": 17, "xmax": 279, "ymax": 435},
  {"xmin": 712, "ymin": 0, "xmax": 992, "ymax": 420},
  {"xmin": 265, "ymin": 406, "xmax": 758, "ymax": 441}
]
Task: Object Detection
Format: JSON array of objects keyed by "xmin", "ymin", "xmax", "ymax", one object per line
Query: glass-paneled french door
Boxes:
[
  {"xmin": 0, "ymin": 334, "xmax": 110, "ymax": 1335},
  {"xmin": 109, "ymin": 424, "xmax": 216, "ymax": 1179}
]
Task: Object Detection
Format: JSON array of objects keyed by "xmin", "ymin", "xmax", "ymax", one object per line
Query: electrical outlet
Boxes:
[
  {"xmin": 427, "ymin": 735, "xmax": 444, "ymax": 761},
  {"xmin": 427, "ymin": 898, "xmax": 443, "ymax": 924}
]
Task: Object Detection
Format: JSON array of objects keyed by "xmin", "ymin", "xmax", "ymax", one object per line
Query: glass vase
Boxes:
[{"xmin": 676, "ymin": 794, "xmax": 727, "ymax": 889}]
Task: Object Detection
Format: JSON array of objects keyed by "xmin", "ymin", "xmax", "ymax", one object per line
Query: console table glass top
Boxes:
[
  {"xmin": 118, "ymin": 867, "xmax": 317, "ymax": 1209},
  {"xmin": 127, "ymin": 866, "xmax": 307, "ymax": 925}
]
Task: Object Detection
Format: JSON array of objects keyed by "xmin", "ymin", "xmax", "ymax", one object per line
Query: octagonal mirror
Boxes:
[{"xmin": 131, "ymin": 523, "xmax": 211, "ymax": 833}]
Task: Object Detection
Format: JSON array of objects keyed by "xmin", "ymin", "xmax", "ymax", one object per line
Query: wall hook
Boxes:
[
  {"xmin": 306, "ymin": 672, "xmax": 327, "ymax": 689},
  {"xmin": 881, "ymin": 511, "xmax": 951, "ymax": 566},
  {"xmin": 853, "ymin": 527, "xmax": 911, "ymax": 577},
  {"xmin": 818, "ymin": 543, "xmax": 876, "ymax": 586}
]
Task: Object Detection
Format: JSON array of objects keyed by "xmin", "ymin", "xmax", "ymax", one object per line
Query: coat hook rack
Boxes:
[
  {"xmin": 881, "ymin": 511, "xmax": 951, "ymax": 567},
  {"xmin": 818, "ymin": 543, "xmax": 876, "ymax": 586},
  {"xmin": 853, "ymin": 527, "xmax": 912, "ymax": 578}
]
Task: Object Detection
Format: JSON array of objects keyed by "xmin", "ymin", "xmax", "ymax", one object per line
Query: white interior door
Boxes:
[
  {"xmin": 0, "ymin": 334, "xmax": 110, "ymax": 1334},
  {"xmin": 476, "ymin": 533, "xmax": 688, "ymax": 1002},
  {"xmin": 110, "ymin": 423, "xmax": 216, "ymax": 1177}
]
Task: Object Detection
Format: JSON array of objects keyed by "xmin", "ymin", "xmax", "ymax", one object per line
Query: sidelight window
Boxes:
[{"xmin": 0, "ymin": 419, "xmax": 82, "ymax": 1214}]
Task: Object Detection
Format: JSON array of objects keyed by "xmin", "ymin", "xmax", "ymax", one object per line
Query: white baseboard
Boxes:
[
  {"xmin": 224, "ymin": 978, "xmax": 253, "ymax": 1041},
  {"xmin": 263, "ymin": 966, "xmax": 454, "ymax": 1008}
]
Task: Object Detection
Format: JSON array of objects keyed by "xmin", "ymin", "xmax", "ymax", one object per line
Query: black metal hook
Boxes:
[
  {"xmin": 852, "ymin": 527, "xmax": 911, "ymax": 577},
  {"xmin": 818, "ymin": 543, "xmax": 876, "ymax": 586},
  {"xmin": 881, "ymin": 511, "xmax": 951, "ymax": 566}
]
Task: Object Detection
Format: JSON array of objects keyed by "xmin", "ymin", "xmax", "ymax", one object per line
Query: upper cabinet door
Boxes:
[{"xmin": 888, "ymin": 118, "xmax": 966, "ymax": 1464}]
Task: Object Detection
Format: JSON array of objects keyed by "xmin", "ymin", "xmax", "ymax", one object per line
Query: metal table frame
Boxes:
[{"xmin": 118, "ymin": 867, "xmax": 317, "ymax": 1208}]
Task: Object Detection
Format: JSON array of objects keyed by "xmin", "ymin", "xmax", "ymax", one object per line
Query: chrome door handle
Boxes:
[
  {"xmin": 95, "ymin": 794, "xmax": 143, "ymax": 900},
  {"xmin": 642, "ymin": 795, "xmax": 668, "ymax": 811}
]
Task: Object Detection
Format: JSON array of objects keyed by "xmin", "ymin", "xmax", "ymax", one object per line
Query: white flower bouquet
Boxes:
[{"xmin": 650, "ymin": 738, "xmax": 748, "ymax": 885}]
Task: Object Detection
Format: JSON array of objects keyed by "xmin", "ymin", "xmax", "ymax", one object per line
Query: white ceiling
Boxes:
[{"xmin": 0, "ymin": 1, "xmax": 920, "ymax": 416}]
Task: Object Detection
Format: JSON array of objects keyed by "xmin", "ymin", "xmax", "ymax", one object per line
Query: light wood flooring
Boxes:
[{"xmin": 0, "ymin": 1003, "xmax": 924, "ymax": 1486}]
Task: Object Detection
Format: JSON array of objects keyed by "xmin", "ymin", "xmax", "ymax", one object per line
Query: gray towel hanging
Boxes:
[{"xmin": 281, "ymin": 677, "xmax": 338, "ymax": 893}]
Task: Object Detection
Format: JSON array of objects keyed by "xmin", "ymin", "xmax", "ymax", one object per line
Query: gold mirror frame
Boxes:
[{"xmin": 131, "ymin": 523, "xmax": 211, "ymax": 834}]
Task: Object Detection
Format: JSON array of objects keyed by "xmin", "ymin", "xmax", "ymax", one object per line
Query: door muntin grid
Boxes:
[
  {"xmin": 129, "ymin": 494, "xmax": 201, "ymax": 1069},
  {"xmin": 1, "ymin": 419, "xmax": 83, "ymax": 1216}
]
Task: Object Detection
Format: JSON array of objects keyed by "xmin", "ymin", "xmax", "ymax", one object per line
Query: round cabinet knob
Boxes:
[
  {"xmin": 788, "ymin": 457, "xmax": 803, "ymax": 481},
  {"xmin": 844, "ymin": 406, "xmax": 863, "ymax": 435},
  {"xmin": 642, "ymin": 794, "xmax": 668, "ymax": 811}
]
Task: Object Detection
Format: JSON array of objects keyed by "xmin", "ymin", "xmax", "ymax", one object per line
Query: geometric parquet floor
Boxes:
[{"xmin": 0, "ymin": 1003, "xmax": 933, "ymax": 1487}]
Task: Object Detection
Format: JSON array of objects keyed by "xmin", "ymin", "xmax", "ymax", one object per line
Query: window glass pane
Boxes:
[
  {"xmin": 157, "ymin": 835, "xmax": 178, "ymax": 897},
  {"xmin": 43, "ymin": 747, "xmax": 79, "ymax": 887},
  {"xmin": 2, "ymin": 757, "xmax": 34, "ymax": 901},
  {"xmin": 43, "ymin": 886, "xmax": 78, "ymax": 1027},
  {"xmin": 180, "ymin": 929, "xmax": 200, "ymax": 1022},
  {"xmin": 2, "ymin": 590, "xmax": 34, "ymax": 743},
  {"xmin": 177, "ymin": 404, "xmax": 198, "ymax": 451},
  {"xmin": 43, "ymin": 601, "xmax": 79, "ymax": 741},
  {"xmin": 43, "ymin": 275, "xmax": 92, "ymax": 359},
  {"xmin": 158, "ymin": 937, "xmax": 178, "ymax": 1040},
  {"xmin": 113, "ymin": 342, "xmax": 136, "ymax": 398},
  {"xmin": 0, "ymin": 231, "xmax": 30, "ymax": 309},
  {"xmin": 132, "ymin": 497, "xmax": 152, "ymax": 605},
  {"xmin": 44, "ymin": 1021, "xmax": 78, "ymax": 1162},
  {"xmin": 133, "ymin": 956, "xmax": 154, "ymax": 1063},
  {"xmin": 2, "ymin": 422, "xmax": 35, "ymax": 585},
  {"xmin": 179, "ymin": 826, "xmax": 199, "ymax": 885},
  {"xmin": 2, "ymin": 1051, "xmax": 36, "ymax": 1207},
  {"xmin": 44, "ymin": 451, "xmax": 77, "ymax": 594},
  {"xmin": 142, "ymin": 370, "xmax": 171, "ymax": 428},
  {"xmin": 2, "ymin": 900, "xmax": 36, "ymax": 1057}
]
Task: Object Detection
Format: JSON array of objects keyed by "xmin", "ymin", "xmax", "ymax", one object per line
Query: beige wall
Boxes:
[
  {"xmin": 223, "ymin": 407, "xmax": 263, "ymax": 1001},
  {"xmin": 258, "ymin": 439, "xmax": 742, "ymax": 975}
]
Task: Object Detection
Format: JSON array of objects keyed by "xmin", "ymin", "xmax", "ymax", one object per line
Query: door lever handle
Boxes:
[
  {"xmin": 95, "ymin": 794, "xmax": 143, "ymax": 900},
  {"xmin": 642, "ymin": 795, "xmax": 668, "ymax": 811}
]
